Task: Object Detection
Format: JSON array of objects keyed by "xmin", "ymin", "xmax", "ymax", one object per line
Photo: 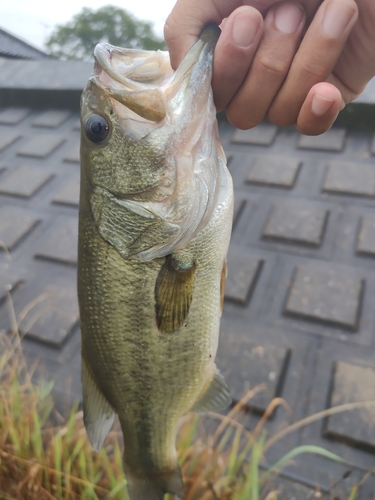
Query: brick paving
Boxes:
[{"xmin": 1, "ymin": 107, "xmax": 375, "ymax": 497}]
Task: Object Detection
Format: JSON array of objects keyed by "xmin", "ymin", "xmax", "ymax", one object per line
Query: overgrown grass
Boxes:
[{"xmin": 1, "ymin": 325, "xmax": 375, "ymax": 499}]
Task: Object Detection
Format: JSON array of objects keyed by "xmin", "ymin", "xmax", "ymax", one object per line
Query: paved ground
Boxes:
[{"xmin": 1, "ymin": 107, "xmax": 375, "ymax": 498}]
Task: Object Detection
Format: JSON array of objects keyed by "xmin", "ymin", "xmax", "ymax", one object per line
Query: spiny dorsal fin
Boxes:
[
  {"xmin": 155, "ymin": 254, "xmax": 195, "ymax": 334},
  {"xmin": 191, "ymin": 366, "xmax": 232, "ymax": 414},
  {"xmin": 82, "ymin": 355, "xmax": 115, "ymax": 452}
]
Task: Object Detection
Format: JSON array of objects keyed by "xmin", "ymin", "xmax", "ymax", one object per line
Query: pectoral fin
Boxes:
[
  {"xmin": 191, "ymin": 366, "xmax": 232, "ymax": 414},
  {"xmin": 82, "ymin": 356, "xmax": 115, "ymax": 452},
  {"xmin": 155, "ymin": 254, "xmax": 196, "ymax": 334}
]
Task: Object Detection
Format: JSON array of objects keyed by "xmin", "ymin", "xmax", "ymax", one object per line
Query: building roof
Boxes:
[{"xmin": 0, "ymin": 26, "xmax": 50, "ymax": 60}]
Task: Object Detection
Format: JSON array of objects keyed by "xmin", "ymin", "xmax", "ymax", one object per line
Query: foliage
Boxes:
[
  {"xmin": 1, "ymin": 319, "xmax": 374, "ymax": 498},
  {"xmin": 45, "ymin": 6, "xmax": 165, "ymax": 61}
]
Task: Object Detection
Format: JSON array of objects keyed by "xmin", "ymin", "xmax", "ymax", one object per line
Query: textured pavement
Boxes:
[{"xmin": 1, "ymin": 107, "xmax": 375, "ymax": 497}]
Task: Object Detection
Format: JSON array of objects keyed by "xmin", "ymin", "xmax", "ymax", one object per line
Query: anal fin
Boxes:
[
  {"xmin": 155, "ymin": 253, "xmax": 195, "ymax": 334},
  {"xmin": 191, "ymin": 365, "xmax": 232, "ymax": 414},
  {"xmin": 82, "ymin": 355, "xmax": 115, "ymax": 452}
]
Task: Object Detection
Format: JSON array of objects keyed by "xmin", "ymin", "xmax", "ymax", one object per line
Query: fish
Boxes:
[{"xmin": 78, "ymin": 24, "xmax": 233, "ymax": 500}]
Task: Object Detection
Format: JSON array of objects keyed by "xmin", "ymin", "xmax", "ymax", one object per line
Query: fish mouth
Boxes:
[{"xmin": 89, "ymin": 24, "xmax": 221, "ymax": 123}]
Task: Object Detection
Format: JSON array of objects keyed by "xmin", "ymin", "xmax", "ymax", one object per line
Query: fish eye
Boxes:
[{"xmin": 84, "ymin": 114, "xmax": 110, "ymax": 143}]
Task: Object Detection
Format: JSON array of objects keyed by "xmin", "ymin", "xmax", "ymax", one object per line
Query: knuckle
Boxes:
[
  {"xmin": 298, "ymin": 58, "xmax": 328, "ymax": 81},
  {"xmin": 257, "ymin": 55, "xmax": 290, "ymax": 77}
]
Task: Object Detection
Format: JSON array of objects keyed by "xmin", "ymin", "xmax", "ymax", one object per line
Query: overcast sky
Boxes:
[{"xmin": 1, "ymin": 0, "xmax": 177, "ymax": 51}]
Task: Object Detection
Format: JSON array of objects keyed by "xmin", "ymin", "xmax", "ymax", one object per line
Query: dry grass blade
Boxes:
[
  {"xmin": 0, "ymin": 307, "xmax": 374, "ymax": 499},
  {"xmin": 264, "ymin": 401, "xmax": 375, "ymax": 452}
]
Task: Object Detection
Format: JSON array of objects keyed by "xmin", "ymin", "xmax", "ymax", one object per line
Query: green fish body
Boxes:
[{"xmin": 78, "ymin": 25, "xmax": 233, "ymax": 500}]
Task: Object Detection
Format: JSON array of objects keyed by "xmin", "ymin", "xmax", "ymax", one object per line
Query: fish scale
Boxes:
[{"xmin": 78, "ymin": 24, "xmax": 233, "ymax": 500}]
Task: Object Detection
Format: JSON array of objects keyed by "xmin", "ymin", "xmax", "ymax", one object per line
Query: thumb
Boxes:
[{"xmin": 164, "ymin": 1, "xmax": 223, "ymax": 69}]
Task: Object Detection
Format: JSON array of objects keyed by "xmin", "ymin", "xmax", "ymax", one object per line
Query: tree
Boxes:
[{"xmin": 45, "ymin": 6, "xmax": 166, "ymax": 61}]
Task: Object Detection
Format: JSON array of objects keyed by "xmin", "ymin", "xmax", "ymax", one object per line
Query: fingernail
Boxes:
[
  {"xmin": 274, "ymin": 3, "xmax": 304, "ymax": 34},
  {"xmin": 232, "ymin": 13, "xmax": 260, "ymax": 48},
  {"xmin": 323, "ymin": 2, "xmax": 355, "ymax": 37},
  {"xmin": 311, "ymin": 93, "xmax": 334, "ymax": 116}
]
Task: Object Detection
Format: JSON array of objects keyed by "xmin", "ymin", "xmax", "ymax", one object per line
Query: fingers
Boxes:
[
  {"xmin": 212, "ymin": 7, "xmax": 264, "ymax": 112},
  {"xmin": 226, "ymin": 1, "xmax": 306, "ymax": 129},
  {"xmin": 164, "ymin": 0, "xmax": 243, "ymax": 70},
  {"xmin": 164, "ymin": 0, "xmax": 292, "ymax": 69},
  {"xmin": 268, "ymin": 0, "xmax": 358, "ymax": 127},
  {"xmin": 296, "ymin": 82, "xmax": 343, "ymax": 135}
]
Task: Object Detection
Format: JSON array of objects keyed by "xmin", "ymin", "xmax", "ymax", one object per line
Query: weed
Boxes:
[{"xmin": 1, "ymin": 320, "xmax": 375, "ymax": 499}]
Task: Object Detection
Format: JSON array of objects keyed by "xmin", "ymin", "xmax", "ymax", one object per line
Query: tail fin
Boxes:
[{"xmin": 124, "ymin": 463, "xmax": 184, "ymax": 500}]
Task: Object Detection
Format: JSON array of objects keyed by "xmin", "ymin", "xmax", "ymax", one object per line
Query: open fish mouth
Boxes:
[
  {"xmin": 89, "ymin": 24, "xmax": 221, "ymax": 123},
  {"xmin": 80, "ymin": 24, "xmax": 226, "ymax": 262}
]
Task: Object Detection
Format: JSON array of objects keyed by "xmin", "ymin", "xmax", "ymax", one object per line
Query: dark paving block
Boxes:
[
  {"xmin": 232, "ymin": 124, "xmax": 278, "ymax": 145},
  {"xmin": 32, "ymin": 110, "xmax": 70, "ymax": 128},
  {"xmin": 0, "ymin": 131, "xmax": 21, "ymax": 152},
  {"xmin": 297, "ymin": 128, "xmax": 346, "ymax": 151},
  {"xmin": 217, "ymin": 333, "xmax": 290, "ymax": 413},
  {"xmin": 285, "ymin": 266, "xmax": 363, "ymax": 330},
  {"xmin": 14, "ymin": 282, "xmax": 79, "ymax": 347},
  {"xmin": 63, "ymin": 141, "xmax": 80, "ymax": 163},
  {"xmin": 51, "ymin": 351, "xmax": 83, "ymax": 412},
  {"xmin": 225, "ymin": 251, "xmax": 263, "ymax": 304},
  {"xmin": 263, "ymin": 204, "xmax": 328, "ymax": 246},
  {"xmin": 0, "ymin": 206, "xmax": 39, "ymax": 251},
  {"xmin": 17, "ymin": 134, "xmax": 64, "ymax": 158},
  {"xmin": 52, "ymin": 174, "xmax": 80, "ymax": 207},
  {"xmin": 357, "ymin": 215, "xmax": 375, "ymax": 256},
  {"xmin": 0, "ymin": 108, "xmax": 30, "ymax": 125},
  {"xmin": 34, "ymin": 216, "xmax": 78, "ymax": 265},
  {"xmin": 0, "ymin": 272, "xmax": 20, "ymax": 303},
  {"xmin": 246, "ymin": 155, "xmax": 301, "ymax": 188},
  {"xmin": 0, "ymin": 165, "xmax": 53, "ymax": 198},
  {"xmin": 324, "ymin": 361, "xmax": 375, "ymax": 452},
  {"xmin": 233, "ymin": 197, "xmax": 246, "ymax": 226},
  {"xmin": 323, "ymin": 161, "xmax": 375, "ymax": 197}
]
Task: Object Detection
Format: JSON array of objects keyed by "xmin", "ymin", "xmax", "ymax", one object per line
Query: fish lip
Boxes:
[
  {"xmin": 88, "ymin": 24, "xmax": 221, "ymax": 123},
  {"xmin": 93, "ymin": 44, "xmax": 147, "ymax": 91},
  {"xmin": 165, "ymin": 24, "xmax": 221, "ymax": 89},
  {"xmin": 93, "ymin": 23, "xmax": 221, "ymax": 92}
]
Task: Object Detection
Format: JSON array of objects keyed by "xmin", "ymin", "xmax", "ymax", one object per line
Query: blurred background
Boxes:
[{"xmin": 1, "ymin": 0, "xmax": 176, "ymax": 55}]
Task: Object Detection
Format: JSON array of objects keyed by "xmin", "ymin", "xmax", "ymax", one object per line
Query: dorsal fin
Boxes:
[{"xmin": 155, "ymin": 254, "xmax": 196, "ymax": 334}]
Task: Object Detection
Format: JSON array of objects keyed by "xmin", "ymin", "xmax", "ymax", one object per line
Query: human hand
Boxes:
[{"xmin": 165, "ymin": 0, "xmax": 375, "ymax": 135}]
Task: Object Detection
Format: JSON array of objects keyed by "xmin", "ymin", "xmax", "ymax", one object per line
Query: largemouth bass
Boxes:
[{"xmin": 78, "ymin": 24, "xmax": 233, "ymax": 500}]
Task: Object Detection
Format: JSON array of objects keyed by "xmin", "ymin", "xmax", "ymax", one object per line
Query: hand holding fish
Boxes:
[{"xmin": 165, "ymin": 0, "xmax": 375, "ymax": 135}]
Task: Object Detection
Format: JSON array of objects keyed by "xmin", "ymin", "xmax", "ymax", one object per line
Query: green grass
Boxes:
[{"xmin": 1, "ymin": 327, "xmax": 375, "ymax": 499}]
